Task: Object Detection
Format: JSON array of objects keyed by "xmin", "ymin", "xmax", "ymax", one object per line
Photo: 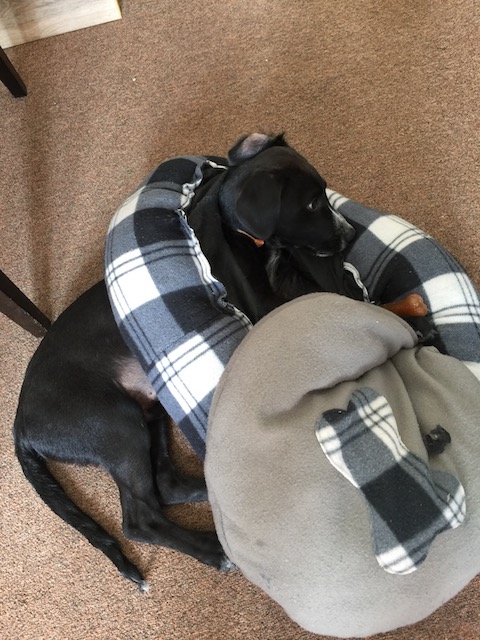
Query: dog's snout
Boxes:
[
  {"xmin": 344, "ymin": 221, "xmax": 356, "ymax": 243},
  {"xmin": 332, "ymin": 209, "xmax": 356, "ymax": 246},
  {"xmin": 334, "ymin": 215, "xmax": 356, "ymax": 252}
]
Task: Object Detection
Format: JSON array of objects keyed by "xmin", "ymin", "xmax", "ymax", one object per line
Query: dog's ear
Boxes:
[
  {"xmin": 228, "ymin": 133, "xmax": 287, "ymax": 166},
  {"xmin": 235, "ymin": 171, "xmax": 281, "ymax": 240}
]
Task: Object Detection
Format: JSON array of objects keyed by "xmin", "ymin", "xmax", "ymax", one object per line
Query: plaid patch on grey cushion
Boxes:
[
  {"xmin": 105, "ymin": 156, "xmax": 252, "ymax": 459},
  {"xmin": 316, "ymin": 387, "xmax": 466, "ymax": 575},
  {"xmin": 331, "ymin": 190, "xmax": 480, "ymax": 372}
]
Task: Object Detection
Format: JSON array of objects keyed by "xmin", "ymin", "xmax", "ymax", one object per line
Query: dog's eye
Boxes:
[{"xmin": 307, "ymin": 197, "xmax": 321, "ymax": 212}]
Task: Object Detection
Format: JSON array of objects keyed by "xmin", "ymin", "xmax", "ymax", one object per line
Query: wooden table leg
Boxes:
[
  {"xmin": 0, "ymin": 46, "xmax": 27, "ymax": 98},
  {"xmin": 0, "ymin": 270, "xmax": 50, "ymax": 337}
]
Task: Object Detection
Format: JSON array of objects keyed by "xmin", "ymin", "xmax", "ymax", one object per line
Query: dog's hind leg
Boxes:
[
  {"xmin": 118, "ymin": 479, "xmax": 230, "ymax": 571},
  {"xmin": 147, "ymin": 404, "xmax": 208, "ymax": 505},
  {"xmin": 108, "ymin": 408, "xmax": 230, "ymax": 571}
]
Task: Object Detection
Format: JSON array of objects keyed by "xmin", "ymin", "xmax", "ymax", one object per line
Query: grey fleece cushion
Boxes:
[{"xmin": 205, "ymin": 293, "xmax": 480, "ymax": 638}]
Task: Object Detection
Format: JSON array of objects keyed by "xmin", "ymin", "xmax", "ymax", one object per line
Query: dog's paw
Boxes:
[
  {"xmin": 138, "ymin": 580, "xmax": 151, "ymax": 594},
  {"xmin": 219, "ymin": 555, "xmax": 237, "ymax": 573}
]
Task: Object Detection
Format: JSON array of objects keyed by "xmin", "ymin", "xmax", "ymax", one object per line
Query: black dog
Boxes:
[
  {"xmin": 221, "ymin": 133, "xmax": 354, "ymax": 256},
  {"xmin": 13, "ymin": 133, "xmax": 356, "ymax": 590}
]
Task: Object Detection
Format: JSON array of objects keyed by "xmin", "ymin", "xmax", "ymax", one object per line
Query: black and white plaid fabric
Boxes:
[
  {"xmin": 105, "ymin": 160, "xmax": 480, "ymax": 460},
  {"xmin": 105, "ymin": 157, "xmax": 252, "ymax": 459},
  {"xmin": 316, "ymin": 387, "xmax": 466, "ymax": 575},
  {"xmin": 333, "ymin": 190, "xmax": 480, "ymax": 374}
]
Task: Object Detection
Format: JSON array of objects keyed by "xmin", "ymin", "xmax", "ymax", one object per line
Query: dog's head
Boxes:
[{"xmin": 219, "ymin": 133, "xmax": 355, "ymax": 255}]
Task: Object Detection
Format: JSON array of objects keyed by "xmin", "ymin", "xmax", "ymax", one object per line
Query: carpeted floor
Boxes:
[{"xmin": 1, "ymin": 1, "xmax": 479, "ymax": 638}]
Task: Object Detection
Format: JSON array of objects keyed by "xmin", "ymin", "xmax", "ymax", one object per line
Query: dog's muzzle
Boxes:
[{"xmin": 331, "ymin": 207, "xmax": 356, "ymax": 251}]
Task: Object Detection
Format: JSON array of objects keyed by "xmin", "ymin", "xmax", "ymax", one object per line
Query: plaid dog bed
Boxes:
[
  {"xmin": 106, "ymin": 155, "xmax": 480, "ymax": 634},
  {"xmin": 105, "ymin": 157, "xmax": 480, "ymax": 461},
  {"xmin": 337, "ymin": 190, "xmax": 480, "ymax": 372},
  {"xmin": 105, "ymin": 157, "xmax": 252, "ymax": 457}
]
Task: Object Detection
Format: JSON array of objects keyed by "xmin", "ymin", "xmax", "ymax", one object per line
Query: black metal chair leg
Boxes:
[
  {"xmin": 0, "ymin": 270, "xmax": 50, "ymax": 337},
  {"xmin": 0, "ymin": 46, "xmax": 27, "ymax": 98}
]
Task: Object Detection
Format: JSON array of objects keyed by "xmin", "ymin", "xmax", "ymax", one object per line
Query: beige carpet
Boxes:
[{"xmin": 1, "ymin": 1, "xmax": 479, "ymax": 638}]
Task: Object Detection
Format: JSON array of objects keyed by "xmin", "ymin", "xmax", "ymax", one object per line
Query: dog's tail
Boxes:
[{"xmin": 15, "ymin": 442, "xmax": 148, "ymax": 591}]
